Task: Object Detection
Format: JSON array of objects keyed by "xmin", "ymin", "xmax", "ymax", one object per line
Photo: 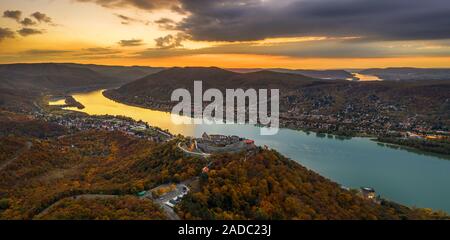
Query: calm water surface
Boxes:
[
  {"xmin": 352, "ymin": 73, "xmax": 383, "ymax": 81},
  {"xmin": 51, "ymin": 90, "xmax": 450, "ymax": 213}
]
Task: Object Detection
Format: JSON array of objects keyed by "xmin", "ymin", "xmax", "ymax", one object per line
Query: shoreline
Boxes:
[
  {"xmin": 102, "ymin": 89, "xmax": 449, "ymax": 158},
  {"xmin": 41, "ymin": 89, "xmax": 450, "ymax": 213}
]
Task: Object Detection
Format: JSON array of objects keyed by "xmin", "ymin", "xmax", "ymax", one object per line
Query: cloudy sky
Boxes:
[{"xmin": 1, "ymin": 0, "xmax": 450, "ymax": 68}]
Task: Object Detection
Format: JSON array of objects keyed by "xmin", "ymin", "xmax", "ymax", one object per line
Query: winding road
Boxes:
[
  {"xmin": 31, "ymin": 141, "xmax": 201, "ymax": 220},
  {"xmin": 177, "ymin": 142, "xmax": 211, "ymax": 158}
]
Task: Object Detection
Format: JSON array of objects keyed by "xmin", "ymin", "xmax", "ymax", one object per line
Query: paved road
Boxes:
[
  {"xmin": 145, "ymin": 178, "xmax": 197, "ymax": 220},
  {"xmin": 177, "ymin": 142, "xmax": 211, "ymax": 158},
  {"xmin": 31, "ymin": 167, "xmax": 197, "ymax": 220}
]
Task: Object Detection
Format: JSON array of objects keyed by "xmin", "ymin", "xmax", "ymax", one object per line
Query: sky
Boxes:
[{"xmin": 1, "ymin": 0, "xmax": 450, "ymax": 69}]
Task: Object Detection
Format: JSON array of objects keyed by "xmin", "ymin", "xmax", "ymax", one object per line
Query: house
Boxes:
[
  {"xmin": 202, "ymin": 132, "xmax": 210, "ymax": 140},
  {"xmin": 244, "ymin": 139, "xmax": 255, "ymax": 145},
  {"xmin": 361, "ymin": 187, "xmax": 376, "ymax": 200}
]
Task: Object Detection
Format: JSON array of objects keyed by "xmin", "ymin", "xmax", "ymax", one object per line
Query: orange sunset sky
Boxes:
[{"xmin": 1, "ymin": 0, "xmax": 450, "ymax": 69}]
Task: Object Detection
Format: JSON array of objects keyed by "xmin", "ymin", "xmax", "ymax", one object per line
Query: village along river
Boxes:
[{"xmin": 50, "ymin": 90, "xmax": 450, "ymax": 213}]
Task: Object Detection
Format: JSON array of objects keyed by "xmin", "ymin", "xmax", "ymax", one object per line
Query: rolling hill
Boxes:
[
  {"xmin": 0, "ymin": 63, "xmax": 166, "ymax": 92},
  {"xmin": 107, "ymin": 67, "xmax": 330, "ymax": 104},
  {"xmin": 360, "ymin": 68, "xmax": 450, "ymax": 81},
  {"xmin": 105, "ymin": 66, "xmax": 450, "ymax": 136},
  {"xmin": 0, "ymin": 63, "xmax": 117, "ymax": 91},
  {"xmin": 0, "ymin": 111, "xmax": 446, "ymax": 220},
  {"xmin": 60, "ymin": 63, "xmax": 165, "ymax": 82},
  {"xmin": 229, "ymin": 68, "xmax": 354, "ymax": 80}
]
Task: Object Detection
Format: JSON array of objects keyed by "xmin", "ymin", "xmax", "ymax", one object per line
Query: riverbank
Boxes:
[
  {"xmin": 47, "ymin": 89, "xmax": 450, "ymax": 213},
  {"xmin": 103, "ymin": 89, "xmax": 449, "ymax": 156},
  {"xmin": 376, "ymin": 137, "xmax": 450, "ymax": 157}
]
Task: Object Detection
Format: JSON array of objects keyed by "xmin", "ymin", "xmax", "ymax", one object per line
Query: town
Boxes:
[{"xmin": 35, "ymin": 98, "xmax": 172, "ymax": 143}]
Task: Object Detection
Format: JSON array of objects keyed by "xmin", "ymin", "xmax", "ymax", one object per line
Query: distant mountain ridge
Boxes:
[
  {"xmin": 105, "ymin": 66, "xmax": 450, "ymax": 135},
  {"xmin": 229, "ymin": 68, "xmax": 354, "ymax": 80},
  {"xmin": 0, "ymin": 63, "xmax": 114, "ymax": 91},
  {"xmin": 108, "ymin": 66, "xmax": 329, "ymax": 103},
  {"xmin": 360, "ymin": 67, "xmax": 450, "ymax": 81},
  {"xmin": 60, "ymin": 63, "xmax": 165, "ymax": 82},
  {"xmin": 0, "ymin": 63, "xmax": 165, "ymax": 92}
]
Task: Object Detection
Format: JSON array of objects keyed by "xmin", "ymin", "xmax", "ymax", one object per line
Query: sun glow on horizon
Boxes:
[{"xmin": 2, "ymin": 0, "xmax": 450, "ymax": 69}]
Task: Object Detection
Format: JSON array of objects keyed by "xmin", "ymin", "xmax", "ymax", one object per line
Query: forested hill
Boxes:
[
  {"xmin": 60, "ymin": 63, "xmax": 165, "ymax": 82},
  {"xmin": 360, "ymin": 68, "xmax": 450, "ymax": 81},
  {"xmin": 0, "ymin": 63, "xmax": 164, "ymax": 92},
  {"xmin": 229, "ymin": 68, "xmax": 354, "ymax": 80},
  {"xmin": 105, "ymin": 66, "xmax": 450, "ymax": 135},
  {"xmin": 0, "ymin": 111, "xmax": 446, "ymax": 220},
  {"xmin": 107, "ymin": 66, "xmax": 327, "ymax": 103},
  {"xmin": 177, "ymin": 150, "xmax": 448, "ymax": 220}
]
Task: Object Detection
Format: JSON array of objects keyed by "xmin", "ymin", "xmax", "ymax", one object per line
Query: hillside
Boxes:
[
  {"xmin": 0, "ymin": 63, "xmax": 118, "ymax": 92},
  {"xmin": 0, "ymin": 113, "xmax": 206, "ymax": 219},
  {"xmin": 0, "ymin": 88, "xmax": 40, "ymax": 113},
  {"xmin": 360, "ymin": 68, "xmax": 450, "ymax": 81},
  {"xmin": 0, "ymin": 111, "xmax": 446, "ymax": 220},
  {"xmin": 230, "ymin": 68, "xmax": 354, "ymax": 80},
  {"xmin": 113, "ymin": 67, "xmax": 319, "ymax": 93},
  {"xmin": 105, "ymin": 67, "xmax": 450, "ymax": 138},
  {"xmin": 60, "ymin": 63, "xmax": 165, "ymax": 82},
  {"xmin": 35, "ymin": 196, "xmax": 167, "ymax": 220},
  {"xmin": 0, "ymin": 63, "xmax": 165, "ymax": 92},
  {"xmin": 0, "ymin": 63, "xmax": 165, "ymax": 114},
  {"xmin": 105, "ymin": 67, "xmax": 330, "ymax": 111},
  {"xmin": 177, "ymin": 150, "xmax": 447, "ymax": 220}
]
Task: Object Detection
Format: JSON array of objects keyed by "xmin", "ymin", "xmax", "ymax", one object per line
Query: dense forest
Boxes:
[
  {"xmin": 177, "ymin": 150, "xmax": 448, "ymax": 220},
  {"xmin": 0, "ymin": 111, "xmax": 206, "ymax": 219},
  {"xmin": 0, "ymin": 110, "xmax": 447, "ymax": 220},
  {"xmin": 35, "ymin": 196, "xmax": 167, "ymax": 220},
  {"xmin": 377, "ymin": 137, "xmax": 450, "ymax": 156}
]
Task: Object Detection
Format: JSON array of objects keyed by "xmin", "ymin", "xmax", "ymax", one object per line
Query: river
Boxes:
[
  {"xmin": 50, "ymin": 90, "xmax": 450, "ymax": 213},
  {"xmin": 352, "ymin": 73, "xmax": 383, "ymax": 81}
]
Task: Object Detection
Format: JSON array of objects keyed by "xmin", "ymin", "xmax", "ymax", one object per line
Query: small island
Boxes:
[{"xmin": 64, "ymin": 96, "xmax": 85, "ymax": 110}]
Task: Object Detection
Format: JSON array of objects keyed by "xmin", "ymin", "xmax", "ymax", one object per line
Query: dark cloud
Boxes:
[
  {"xmin": 118, "ymin": 39, "xmax": 144, "ymax": 47},
  {"xmin": 154, "ymin": 33, "xmax": 190, "ymax": 49},
  {"xmin": 31, "ymin": 12, "xmax": 52, "ymax": 23},
  {"xmin": 170, "ymin": 5, "xmax": 187, "ymax": 15},
  {"xmin": 3, "ymin": 10, "xmax": 22, "ymax": 22},
  {"xmin": 76, "ymin": 0, "xmax": 181, "ymax": 11},
  {"xmin": 0, "ymin": 28, "xmax": 15, "ymax": 42},
  {"xmin": 154, "ymin": 18, "xmax": 177, "ymax": 30},
  {"xmin": 76, "ymin": 47, "xmax": 122, "ymax": 56},
  {"xmin": 135, "ymin": 37, "xmax": 450, "ymax": 59},
  {"xmin": 84, "ymin": 47, "xmax": 112, "ymax": 52},
  {"xmin": 154, "ymin": 18, "xmax": 174, "ymax": 25},
  {"xmin": 20, "ymin": 17, "xmax": 37, "ymax": 26},
  {"xmin": 115, "ymin": 14, "xmax": 135, "ymax": 24},
  {"xmin": 21, "ymin": 49, "xmax": 73, "ymax": 55},
  {"xmin": 19, "ymin": 48, "xmax": 122, "ymax": 58},
  {"xmin": 17, "ymin": 28, "xmax": 44, "ymax": 37},
  {"xmin": 71, "ymin": 1, "xmax": 450, "ymax": 42},
  {"xmin": 175, "ymin": 0, "xmax": 450, "ymax": 42},
  {"xmin": 115, "ymin": 14, "xmax": 149, "ymax": 25}
]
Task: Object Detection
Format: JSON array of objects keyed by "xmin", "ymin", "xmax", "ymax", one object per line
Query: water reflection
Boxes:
[
  {"xmin": 49, "ymin": 89, "xmax": 450, "ymax": 213},
  {"xmin": 353, "ymin": 73, "xmax": 382, "ymax": 81}
]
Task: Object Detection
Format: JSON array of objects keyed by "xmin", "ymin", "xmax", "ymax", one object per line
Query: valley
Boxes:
[
  {"xmin": 46, "ymin": 89, "xmax": 450, "ymax": 213},
  {"xmin": 105, "ymin": 67, "xmax": 450, "ymax": 154},
  {"xmin": 0, "ymin": 63, "xmax": 449, "ymax": 219}
]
